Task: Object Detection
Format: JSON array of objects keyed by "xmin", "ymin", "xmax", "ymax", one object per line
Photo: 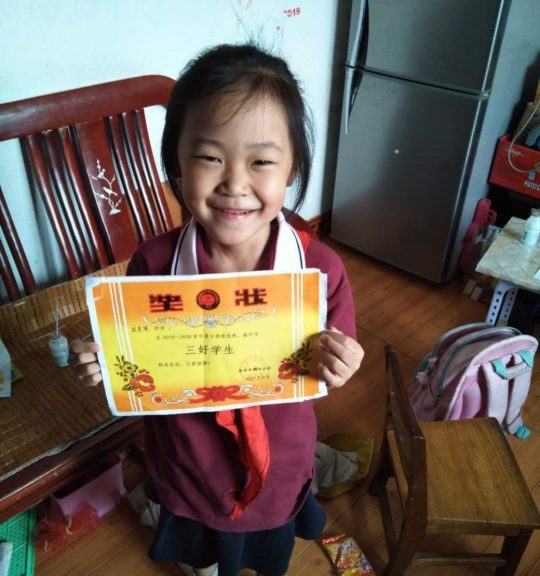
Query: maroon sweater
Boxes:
[{"xmin": 127, "ymin": 225, "xmax": 356, "ymax": 531}]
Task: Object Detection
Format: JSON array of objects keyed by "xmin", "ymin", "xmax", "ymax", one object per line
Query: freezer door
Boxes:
[
  {"xmin": 362, "ymin": 0, "xmax": 509, "ymax": 92},
  {"xmin": 331, "ymin": 72, "xmax": 485, "ymax": 282}
]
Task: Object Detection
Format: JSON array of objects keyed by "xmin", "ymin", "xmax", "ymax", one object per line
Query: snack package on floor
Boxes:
[{"xmin": 320, "ymin": 533, "xmax": 375, "ymax": 575}]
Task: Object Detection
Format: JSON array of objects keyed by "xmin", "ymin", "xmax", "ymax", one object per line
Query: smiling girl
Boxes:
[{"xmin": 71, "ymin": 43, "xmax": 364, "ymax": 576}]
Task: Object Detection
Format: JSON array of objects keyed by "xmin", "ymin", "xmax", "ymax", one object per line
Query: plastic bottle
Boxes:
[
  {"xmin": 49, "ymin": 308, "xmax": 69, "ymax": 367},
  {"xmin": 49, "ymin": 334, "xmax": 70, "ymax": 367},
  {"xmin": 521, "ymin": 208, "xmax": 540, "ymax": 246},
  {"xmin": 0, "ymin": 339, "xmax": 12, "ymax": 397}
]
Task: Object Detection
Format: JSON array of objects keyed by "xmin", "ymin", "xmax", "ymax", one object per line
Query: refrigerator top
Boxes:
[{"xmin": 348, "ymin": 0, "xmax": 511, "ymax": 94}]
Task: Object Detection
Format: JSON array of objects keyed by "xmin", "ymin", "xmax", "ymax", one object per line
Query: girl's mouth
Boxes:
[{"xmin": 212, "ymin": 207, "xmax": 257, "ymax": 217}]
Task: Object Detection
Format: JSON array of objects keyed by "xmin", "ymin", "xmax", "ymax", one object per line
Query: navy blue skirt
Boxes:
[{"xmin": 146, "ymin": 480, "xmax": 326, "ymax": 576}]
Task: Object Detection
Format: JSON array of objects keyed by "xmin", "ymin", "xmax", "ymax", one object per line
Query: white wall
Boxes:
[{"xmin": 0, "ymin": 0, "xmax": 344, "ymax": 287}]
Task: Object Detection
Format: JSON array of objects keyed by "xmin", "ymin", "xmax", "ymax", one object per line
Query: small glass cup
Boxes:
[{"xmin": 49, "ymin": 335, "xmax": 69, "ymax": 367}]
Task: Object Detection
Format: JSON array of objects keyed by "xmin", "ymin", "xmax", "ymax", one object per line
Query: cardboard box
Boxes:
[
  {"xmin": 513, "ymin": 102, "xmax": 540, "ymax": 146},
  {"xmin": 489, "ymin": 134, "xmax": 540, "ymax": 200}
]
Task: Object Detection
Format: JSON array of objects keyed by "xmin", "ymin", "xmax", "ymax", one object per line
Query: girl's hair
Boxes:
[{"xmin": 161, "ymin": 43, "xmax": 313, "ymax": 212}]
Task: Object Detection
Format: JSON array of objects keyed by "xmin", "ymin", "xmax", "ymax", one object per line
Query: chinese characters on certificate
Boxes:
[{"xmin": 86, "ymin": 270, "xmax": 327, "ymax": 415}]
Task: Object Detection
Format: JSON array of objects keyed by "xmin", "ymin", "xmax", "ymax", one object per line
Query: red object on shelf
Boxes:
[{"xmin": 489, "ymin": 134, "xmax": 540, "ymax": 199}]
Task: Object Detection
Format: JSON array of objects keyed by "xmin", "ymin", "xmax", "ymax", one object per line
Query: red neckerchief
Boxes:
[{"xmin": 196, "ymin": 223, "xmax": 311, "ymax": 519}]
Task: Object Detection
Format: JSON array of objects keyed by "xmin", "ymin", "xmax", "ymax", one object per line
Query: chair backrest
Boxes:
[
  {"xmin": 0, "ymin": 75, "xmax": 177, "ymax": 287},
  {"xmin": 385, "ymin": 346, "xmax": 427, "ymax": 519},
  {"xmin": 0, "ymin": 184, "xmax": 38, "ymax": 302}
]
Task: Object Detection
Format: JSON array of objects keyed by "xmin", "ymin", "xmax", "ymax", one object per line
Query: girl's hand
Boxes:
[
  {"xmin": 318, "ymin": 327, "xmax": 364, "ymax": 389},
  {"xmin": 70, "ymin": 339, "xmax": 103, "ymax": 387}
]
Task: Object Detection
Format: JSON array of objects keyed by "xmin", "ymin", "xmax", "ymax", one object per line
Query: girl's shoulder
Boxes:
[
  {"xmin": 304, "ymin": 236, "xmax": 348, "ymax": 277},
  {"xmin": 127, "ymin": 226, "xmax": 184, "ymax": 276}
]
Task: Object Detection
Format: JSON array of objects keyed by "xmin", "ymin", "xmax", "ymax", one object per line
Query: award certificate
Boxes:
[{"xmin": 86, "ymin": 269, "xmax": 327, "ymax": 415}]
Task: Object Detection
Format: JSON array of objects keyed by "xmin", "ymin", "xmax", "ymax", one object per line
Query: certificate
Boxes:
[{"xmin": 86, "ymin": 270, "xmax": 327, "ymax": 415}]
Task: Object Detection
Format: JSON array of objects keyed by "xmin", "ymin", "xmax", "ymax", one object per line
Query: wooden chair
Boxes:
[
  {"xmin": 0, "ymin": 76, "xmax": 177, "ymax": 510},
  {"xmin": 0, "ymin": 154, "xmax": 145, "ymax": 518},
  {"xmin": 370, "ymin": 346, "xmax": 540, "ymax": 576},
  {"xmin": 0, "ymin": 75, "xmax": 177, "ymax": 292},
  {"xmin": 0, "ymin": 184, "xmax": 39, "ymax": 301}
]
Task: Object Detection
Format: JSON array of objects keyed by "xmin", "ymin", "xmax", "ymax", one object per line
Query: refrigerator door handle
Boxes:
[
  {"xmin": 347, "ymin": 0, "xmax": 368, "ymax": 68},
  {"xmin": 343, "ymin": 67, "xmax": 354, "ymax": 135},
  {"xmin": 344, "ymin": 0, "xmax": 368, "ymax": 135}
]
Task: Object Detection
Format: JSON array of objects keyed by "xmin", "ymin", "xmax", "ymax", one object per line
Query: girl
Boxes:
[{"xmin": 71, "ymin": 43, "xmax": 364, "ymax": 576}]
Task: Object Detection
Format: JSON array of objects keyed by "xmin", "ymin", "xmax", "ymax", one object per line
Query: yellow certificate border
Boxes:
[{"xmin": 86, "ymin": 269, "xmax": 327, "ymax": 415}]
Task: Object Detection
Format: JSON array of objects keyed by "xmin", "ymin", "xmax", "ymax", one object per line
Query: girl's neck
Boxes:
[{"xmin": 198, "ymin": 223, "xmax": 276, "ymax": 273}]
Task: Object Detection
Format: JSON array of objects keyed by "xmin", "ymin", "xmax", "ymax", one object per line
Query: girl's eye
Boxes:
[
  {"xmin": 253, "ymin": 159, "xmax": 275, "ymax": 166},
  {"xmin": 194, "ymin": 155, "xmax": 221, "ymax": 163}
]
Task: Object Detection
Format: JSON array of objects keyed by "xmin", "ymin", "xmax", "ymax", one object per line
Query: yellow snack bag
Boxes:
[{"xmin": 320, "ymin": 533, "xmax": 375, "ymax": 576}]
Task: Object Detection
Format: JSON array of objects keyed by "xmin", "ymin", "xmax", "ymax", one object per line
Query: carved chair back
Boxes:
[{"xmin": 0, "ymin": 76, "xmax": 176, "ymax": 300}]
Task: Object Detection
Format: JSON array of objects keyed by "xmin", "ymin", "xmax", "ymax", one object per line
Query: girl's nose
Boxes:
[{"xmin": 219, "ymin": 164, "xmax": 249, "ymax": 196}]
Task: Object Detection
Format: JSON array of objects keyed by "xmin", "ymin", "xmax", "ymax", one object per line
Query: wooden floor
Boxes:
[{"xmin": 35, "ymin": 239, "xmax": 540, "ymax": 576}]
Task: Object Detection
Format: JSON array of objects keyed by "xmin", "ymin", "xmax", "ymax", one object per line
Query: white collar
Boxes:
[{"xmin": 170, "ymin": 211, "xmax": 306, "ymax": 275}]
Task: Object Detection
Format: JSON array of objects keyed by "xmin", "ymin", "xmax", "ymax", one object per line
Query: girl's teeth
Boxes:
[{"xmin": 220, "ymin": 209, "xmax": 249, "ymax": 214}]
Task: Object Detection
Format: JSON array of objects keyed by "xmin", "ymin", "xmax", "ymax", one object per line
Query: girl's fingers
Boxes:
[
  {"xmin": 70, "ymin": 339, "xmax": 103, "ymax": 386},
  {"xmin": 321, "ymin": 338, "xmax": 358, "ymax": 370},
  {"xmin": 71, "ymin": 339, "xmax": 100, "ymax": 354},
  {"xmin": 72, "ymin": 351, "xmax": 99, "ymax": 366},
  {"xmin": 319, "ymin": 347, "xmax": 348, "ymax": 377},
  {"xmin": 77, "ymin": 361, "xmax": 102, "ymax": 376},
  {"xmin": 74, "ymin": 362, "xmax": 103, "ymax": 386},
  {"xmin": 320, "ymin": 331, "xmax": 363, "ymax": 367},
  {"xmin": 319, "ymin": 363, "xmax": 341, "ymax": 388},
  {"xmin": 79, "ymin": 371, "xmax": 104, "ymax": 387},
  {"xmin": 326, "ymin": 326, "xmax": 343, "ymax": 334},
  {"xmin": 318, "ymin": 328, "xmax": 365, "ymax": 388}
]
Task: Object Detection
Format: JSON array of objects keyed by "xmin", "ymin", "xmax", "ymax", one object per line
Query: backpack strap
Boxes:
[
  {"xmin": 481, "ymin": 362, "xmax": 509, "ymax": 427},
  {"xmin": 518, "ymin": 350, "xmax": 534, "ymax": 368},
  {"xmin": 482, "ymin": 351, "xmax": 533, "ymax": 438},
  {"xmin": 504, "ymin": 352, "xmax": 533, "ymax": 438}
]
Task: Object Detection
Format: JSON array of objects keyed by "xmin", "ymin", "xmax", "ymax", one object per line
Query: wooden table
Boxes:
[
  {"xmin": 476, "ymin": 217, "xmax": 540, "ymax": 325},
  {"xmin": 0, "ymin": 263, "xmax": 142, "ymax": 523}
]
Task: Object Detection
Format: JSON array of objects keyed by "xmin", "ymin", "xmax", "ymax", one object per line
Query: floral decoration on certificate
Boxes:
[{"xmin": 86, "ymin": 270, "xmax": 327, "ymax": 415}]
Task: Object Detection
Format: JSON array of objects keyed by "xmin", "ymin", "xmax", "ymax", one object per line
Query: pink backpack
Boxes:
[{"xmin": 409, "ymin": 323, "xmax": 538, "ymax": 438}]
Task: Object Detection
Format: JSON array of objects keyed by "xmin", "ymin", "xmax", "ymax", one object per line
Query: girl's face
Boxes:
[{"xmin": 177, "ymin": 93, "xmax": 295, "ymax": 253}]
